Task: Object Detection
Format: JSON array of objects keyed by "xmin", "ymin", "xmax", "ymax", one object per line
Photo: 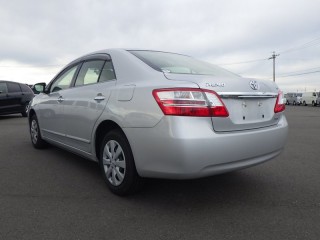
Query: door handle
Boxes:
[
  {"xmin": 94, "ymin": 95, "xmax": 105, "ymax": 101},
  {"xmin": 57, "ymin": 96, "xmax": 64, "ymax": 103}
]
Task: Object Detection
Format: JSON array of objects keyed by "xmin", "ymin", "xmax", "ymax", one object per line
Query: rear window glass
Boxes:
[{"xmin": 129, "ymin": 50, "xmax": 239, "ymax": 77}]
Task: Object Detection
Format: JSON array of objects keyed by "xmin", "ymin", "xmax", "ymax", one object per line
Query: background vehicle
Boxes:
[
  {"xmin": 301, "ymin": 91, "xmax": 319, "ymax": 106},
  {"xmin": 285, "ymin": 92, "xmax": 302, "ymax": 105},
  {"xmin": 28, "ymin": 49, "xmax": 288, "ymax": 195},
  {"xmin": 316, "ymin": 96, "xmax": 320, "ymax": 106},
  {"xmin": 0, "ymin": 80, "xmax": 34, "ymax": 117}
]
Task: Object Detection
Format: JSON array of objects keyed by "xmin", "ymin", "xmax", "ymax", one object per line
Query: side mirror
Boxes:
[{"xmin": 32, "ymin": 83, "xmax": 46, "ymax": 94}]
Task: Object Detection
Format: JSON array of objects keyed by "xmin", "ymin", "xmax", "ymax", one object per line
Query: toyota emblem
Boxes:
[{"xmin": 249, "ymin": 80, "xmax": 259, "ymax": 90}]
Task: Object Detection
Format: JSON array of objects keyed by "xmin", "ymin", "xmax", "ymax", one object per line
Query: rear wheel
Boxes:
[
  {"xmin": 21, "ymin": 102, "xmax": 29, "ymax": 117},
  {"xmin": 30, "ymin": 115, "xmax": 47, "ymax": 149},
  {"xmin": 303, "ymin": 101, "xmax": 307, "ymax": 106},
  {"xmin": 293, "ymin": 101, "xmax": 296, "ymax": 105},
  {"xmin": 312, "ymin": 101, "xmax": 316, "ymax": 106},
  {"xmin": 99, "ymin": 130, "xmax": 143, "ymax": 196}
]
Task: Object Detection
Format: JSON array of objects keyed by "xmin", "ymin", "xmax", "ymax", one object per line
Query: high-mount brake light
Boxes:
[
  {"xmin": 152, "ymin": 88, "xmax": 229, "ymax": 117},
  {"xmin": 274, "ymin": 90, "xmax": 286, "ymax": 113}
]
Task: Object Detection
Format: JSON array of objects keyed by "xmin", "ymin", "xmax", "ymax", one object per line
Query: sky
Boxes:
[{"xmin": 0, "ymin": 0, "xmax": 319, "ymax": 93}]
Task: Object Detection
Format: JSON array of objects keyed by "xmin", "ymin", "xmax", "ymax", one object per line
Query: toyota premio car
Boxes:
[{"xmin": 28, "ymin": 49, "xmax": 288, "ymax": 195}]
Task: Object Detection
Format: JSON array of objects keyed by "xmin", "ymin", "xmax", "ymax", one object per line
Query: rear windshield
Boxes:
[{"xmin": 129, "ymin": 50, "xmax": 239, "ymax": 77}]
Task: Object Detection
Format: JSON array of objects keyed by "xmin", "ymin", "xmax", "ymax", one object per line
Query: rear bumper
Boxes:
[{"xmin": 124, "ymin": 115, "xmax": 288, "ymax": 179}]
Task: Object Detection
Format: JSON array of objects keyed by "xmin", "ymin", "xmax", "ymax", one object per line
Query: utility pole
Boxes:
[{"xmin": 268, "ymin": 51, "xmax": 280, "ymax": 82}]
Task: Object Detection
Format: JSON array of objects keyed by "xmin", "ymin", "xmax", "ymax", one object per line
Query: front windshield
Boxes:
[{"xmin": 129, "ymin": 50, "xmax": 239, "ymax": 78}]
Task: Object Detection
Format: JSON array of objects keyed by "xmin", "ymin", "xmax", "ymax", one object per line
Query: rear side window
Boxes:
[
  {"xmin": 20, "ymin": 84, "xmax": 33, "ymax": 93},
  {"xmin": 99, "ymin": 61, "xmax": 116, "ymax": 82},
  {"xmin": 7, "ymin": 82, "xmax": 21, "ymax": 93},
  {"xmin": 75, "ymin": 60, "xmax": 105, "ymax": 86},
  {"xmin": 0, "ymin": 83, "xmax": 8, "ymax": 94}
]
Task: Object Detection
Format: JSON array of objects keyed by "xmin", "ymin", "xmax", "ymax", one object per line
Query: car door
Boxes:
[
  {"xmin": 61, "ymin": 58, "xmax": 116, "ymax": 153},
  {"xmin": 36, "ymin": 64, "xmax": 80, "ymax": 143},
  {"xmin": 6, "ymin": 82, "xmax": 23, "ymax": 112},
  {"xmin": 0, "ymin": 82, "xmax": 9, "ymax": 113}
]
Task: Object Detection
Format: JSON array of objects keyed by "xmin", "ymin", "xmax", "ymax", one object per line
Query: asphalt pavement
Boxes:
[{"xmin": 0, "ymin": 106, "xmax": 319, "ymax": 240}]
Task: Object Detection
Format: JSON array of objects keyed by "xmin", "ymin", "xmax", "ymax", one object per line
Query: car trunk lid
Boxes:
[{"xmin": 164, "ymin": 73, "xmax": 281, "ymax": 132}]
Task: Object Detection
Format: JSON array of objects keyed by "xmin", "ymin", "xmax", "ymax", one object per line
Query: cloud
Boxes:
[{"xmin": 0, "ymin": 0, "xmax": 319, "ymax": 91}]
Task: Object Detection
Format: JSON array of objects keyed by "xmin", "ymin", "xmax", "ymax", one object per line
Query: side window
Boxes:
[
  {"xmin": 0, "ymin": 83, "xmax": 8, "ymax": 94},
  {"xmin": 7, "ymin": 82, "xmax": 21, "ymax": 93},
  {"xmin": 99, "ymin": 61, "xmax": 116, "ymax": 82},
  {"xmin": 50, "ymin": 65, "xmax": 78, "ymax": 93},
  {"xmin": 75, "ymin": 60, "xmax": 105, "ymax": 86},
  {"xmin": 20, "ymin": 84, "xmax": 33, "ymax": 93}
]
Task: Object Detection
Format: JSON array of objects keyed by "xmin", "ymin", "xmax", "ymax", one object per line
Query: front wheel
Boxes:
[
  {"xmin": 303, "ymin": 101, "xmax": 307, "ymax": 106},
  {"xmin": 99, "ymin": 130, "xmax": 143, "ymax": 196},
  {"xmin": 30, "ymin": 115, "xmax": 47, "ymax": 149}
]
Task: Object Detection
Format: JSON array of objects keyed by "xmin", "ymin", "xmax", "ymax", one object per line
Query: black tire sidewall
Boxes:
[{"xmin": 21, "ymin": 102, "xmax": 29, "ymax": 117}]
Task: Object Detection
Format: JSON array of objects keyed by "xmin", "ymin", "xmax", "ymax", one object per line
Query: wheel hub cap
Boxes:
[{"xmin": 102, "ymin": 140, "xmax": 126, "ymax": 186}]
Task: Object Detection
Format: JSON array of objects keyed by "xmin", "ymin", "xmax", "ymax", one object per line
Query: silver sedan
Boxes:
[{"xmin": 29, "ymin": 49, "xmax": 288, "ymax": 195}]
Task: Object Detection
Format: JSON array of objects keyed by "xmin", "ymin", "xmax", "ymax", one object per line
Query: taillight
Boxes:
[
  {"xmin": 274, "ymin": 90, "xmax": 285, "ymax": 113},
  {"xmin": 152, "ymin": 88, "xmax": 229, "ymax": 117}
]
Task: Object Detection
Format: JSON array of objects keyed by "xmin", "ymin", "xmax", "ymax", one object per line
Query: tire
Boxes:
[
  {"xmin": 312, "ymin": 101, "xmax": 316, "ymax": 106},
  {"xmin": 21, "ymin": 102, "xmax": 29, "ymax": 117},
  {"xmin": 30, "ymin": 114, "xmax": 47, "ymax": 149},
  {"xmin": 303, "ymin": 101, "xmax": 307, "ymax": 106},
  {"xmin": 99, "ymin": 130, "xmax": 143, "ymax": 196},
  {"xmin": 293, "ymin": 101, "xmax": 296, "ymax": 105}
]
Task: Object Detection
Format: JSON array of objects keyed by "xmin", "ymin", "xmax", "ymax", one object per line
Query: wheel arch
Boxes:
[
  {"xmin": 28, "ymin": 109, "xmax": 36, "ymax": 124},
  {"xmin": 94, "ymin": 120, "xmax": 128, "ymax": 160}
]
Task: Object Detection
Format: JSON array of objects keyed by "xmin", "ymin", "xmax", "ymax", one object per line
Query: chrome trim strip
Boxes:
[
  {"xmin": 42, "ymin": 129, "xmax": 91, "ymax": 143},
  {"xmin": 217, "ymin": 92, "xmax": 277, "ymax": 98},
  {"xmin": 43, "ymin": 136, "xmax": 92, "ymax": 155},
  {"xmin": 65, "ymin": 134, "xmax": 91, "ymax": 144},
  {"xmin": 42, "ymin": 129, "xmax": 64, "ymax": 137}
]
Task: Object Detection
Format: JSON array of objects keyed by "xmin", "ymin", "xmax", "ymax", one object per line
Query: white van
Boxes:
[{"xmin": 301, "ymin": 92, "xmax": 319, "ymax": 106}]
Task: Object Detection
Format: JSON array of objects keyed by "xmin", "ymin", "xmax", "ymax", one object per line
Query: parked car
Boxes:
[
  {"xmin": 285, "ymin": 92, "xmax": 302, "ymax": 105},
  {"xmin": 28, "ymin": 49, "xmax": 288, "ymax": 195},
  {"xmin": 316, "ymin": 95, "xmax": 320, "ymax": 106},
  {"xmin": 301, "ymin": 91, "xmax": 319, "ymax": 106},
  {"xmin": 0, "ymin": 80, "xmax": 34, "ymax": 117}
]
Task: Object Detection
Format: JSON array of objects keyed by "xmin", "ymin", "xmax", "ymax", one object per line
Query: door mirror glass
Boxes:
[{"xmin": 32, "ymin": 83, "xmax": 46, "ymax": 94}]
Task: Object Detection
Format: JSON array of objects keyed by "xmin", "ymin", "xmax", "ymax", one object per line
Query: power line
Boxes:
[
  {"xmin": 219, "ymin": 35, "xmax": 320, "ymax": 66},
  {"xmin": 218, "ymin": 58, "xmax": 268, "ymax": 66},
  {"xmin": 277, "ymin": 70, "xmax": 320, "ymax": 78},
  {"xmin": 277, "ymin": 66, "xmax": 320, "ymax": 77},
  {"xmin": 278, "ymin": 36, "xmax": 320, "ymax": 54}
]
